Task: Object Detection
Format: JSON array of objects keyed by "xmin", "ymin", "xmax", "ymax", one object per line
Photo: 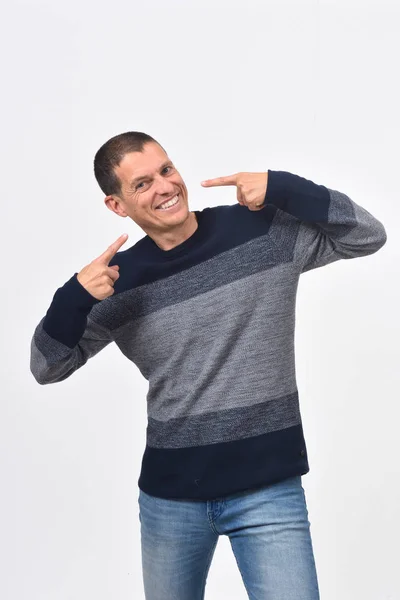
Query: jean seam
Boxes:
[{"xmin": 207, "ymin": 512, "xmax": 220, "ymax": 535}]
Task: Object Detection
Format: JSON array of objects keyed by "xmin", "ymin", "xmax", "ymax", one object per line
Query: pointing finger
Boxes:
[
  {"xmin": 201, "ymin": 174, "xmax": 239, "ymax": 187},
  {"xmin": 94, "ymin": 233, "xmax": 129, "ymax": 265}
]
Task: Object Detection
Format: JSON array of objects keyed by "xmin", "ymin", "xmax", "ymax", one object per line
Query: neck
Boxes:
[{"xmin": 150, "ymin": 211, "xmax": 198, "ymax": 251}]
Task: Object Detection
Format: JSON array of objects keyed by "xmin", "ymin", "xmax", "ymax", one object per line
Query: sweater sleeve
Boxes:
[
  {"xmin": 30, "ymin": 273, "xmax": 114, "ymax": 385},
  {"xmin": 264, "ymin": 170, "xmax": 387, "ymax": 272}
]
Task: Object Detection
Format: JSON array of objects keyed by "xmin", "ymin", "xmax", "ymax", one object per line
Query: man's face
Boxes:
[{"xmin": 105, "ymin": 142, "xmax": 190, "ymax": 234}]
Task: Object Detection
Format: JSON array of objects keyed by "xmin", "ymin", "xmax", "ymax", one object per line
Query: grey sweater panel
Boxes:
[{"xmin": 30, "ymin": 182, "xmax": 387, "ymax": 391}]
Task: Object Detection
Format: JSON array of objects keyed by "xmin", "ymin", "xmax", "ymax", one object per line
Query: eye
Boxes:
[
  {"xmin": 136, "ymin": 182, "xmax": 146, "ymax": 190},
  {"xmin": 162, "ymin": 166, "xmax": 172, "ymax": 174}
]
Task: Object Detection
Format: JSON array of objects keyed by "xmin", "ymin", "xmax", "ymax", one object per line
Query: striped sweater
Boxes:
[{"xmin": 30, "ymin": 170, "xmax": 387, "ymax": 500}]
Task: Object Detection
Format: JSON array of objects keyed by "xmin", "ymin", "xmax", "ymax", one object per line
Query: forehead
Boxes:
[{"xmin": 116, "ymin": 143, "xmax": 170, "ymax": 183}]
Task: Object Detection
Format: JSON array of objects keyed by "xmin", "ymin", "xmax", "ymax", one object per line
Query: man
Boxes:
[{"xmin": 30, "ymin": 131, "xmax": 387, "ymax": 599}]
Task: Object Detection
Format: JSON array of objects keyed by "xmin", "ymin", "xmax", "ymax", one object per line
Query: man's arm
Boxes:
[
  {"xmin": 264, "ymin": 170, "xmax": 387, "ymax": 272},
  {"xmin": 30, "ymin": 274, "xmax": 113, "ymax": 385},
  {"xmin": 30, "ymin": 233, "xmax": 128, "ymax": 384}
]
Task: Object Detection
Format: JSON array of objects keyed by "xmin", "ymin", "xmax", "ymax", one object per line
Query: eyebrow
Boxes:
[{"xmin": 129, "ymin": 161, "xmax": 173, "ymax": 187}]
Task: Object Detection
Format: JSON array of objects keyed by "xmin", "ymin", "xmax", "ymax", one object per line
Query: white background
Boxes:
[{"xmin": 1, "ymin": 0, "xmax": 399, "ymax": 598}]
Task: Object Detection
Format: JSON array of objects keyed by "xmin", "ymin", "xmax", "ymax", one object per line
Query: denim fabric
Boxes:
[{"xmin": 138, "ymin": 475, "xmax": 320, "ymax": 599}]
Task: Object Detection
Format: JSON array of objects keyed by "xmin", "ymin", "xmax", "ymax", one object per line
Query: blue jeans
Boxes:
[{"xmin": 138, "ymin": 474, "xmax": 320, "ymax": 599}]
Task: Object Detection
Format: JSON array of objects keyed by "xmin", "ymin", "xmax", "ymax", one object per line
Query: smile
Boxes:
[{"xmin": 156, "ymin": 194, "xmax": 179, "ymax": 210}]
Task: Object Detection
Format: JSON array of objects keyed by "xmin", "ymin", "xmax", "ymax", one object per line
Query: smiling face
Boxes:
[{"xmin": 104, "ymin": 142, "xmax": 191, "ymax": 238}]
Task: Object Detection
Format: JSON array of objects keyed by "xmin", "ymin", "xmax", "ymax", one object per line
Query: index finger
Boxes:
[
  {"xmin": 201, "ymin": 174, "xmax": 239, "ymax": 187},
  {"xmin": 94, "ymin": 233, "xmax": 129, "ymax": 265}
]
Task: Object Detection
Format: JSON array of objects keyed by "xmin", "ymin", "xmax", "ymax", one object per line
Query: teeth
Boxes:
[{"xmin": 157, "ymin": 195, "xmax": 178, "ymax": 210}]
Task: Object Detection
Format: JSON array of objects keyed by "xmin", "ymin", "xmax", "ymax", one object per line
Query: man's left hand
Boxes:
[{"xmin": 201, "ymin": 172, "xmax": 269, "ymax": 211}]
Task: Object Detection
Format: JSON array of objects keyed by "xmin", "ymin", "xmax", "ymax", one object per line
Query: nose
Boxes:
[{"xmin": 153, "ymin": 175, "xmax": 176, "ymax": 196}]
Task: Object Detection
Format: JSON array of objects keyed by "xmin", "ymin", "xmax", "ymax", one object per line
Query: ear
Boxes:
[{"xmin": 104, "ymin": 195, "xmax": 127, "ymax": 217}]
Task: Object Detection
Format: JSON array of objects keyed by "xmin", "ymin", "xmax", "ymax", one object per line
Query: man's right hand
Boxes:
[{"xmin": 77, "ymin": 233, "xmax": 129, "ymax": 301}]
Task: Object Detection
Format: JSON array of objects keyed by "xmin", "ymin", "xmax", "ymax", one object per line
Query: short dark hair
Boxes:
[{"xmin": 94, "ymin": 131, "xmax": 165, "ymax": 196}]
